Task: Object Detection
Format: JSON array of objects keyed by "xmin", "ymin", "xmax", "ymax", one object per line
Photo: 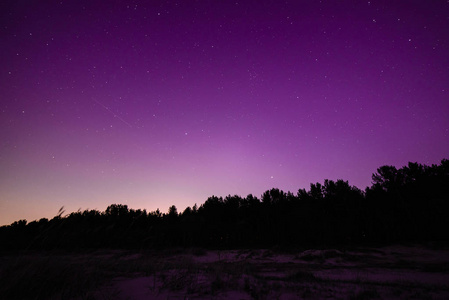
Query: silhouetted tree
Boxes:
[
  {"xmin": 1, "ymin": 159, "xmax": 448, "ymax": 250},
  {"xmin": 168, "ymin": 205, "xmax": 178, "ymax": 217}
]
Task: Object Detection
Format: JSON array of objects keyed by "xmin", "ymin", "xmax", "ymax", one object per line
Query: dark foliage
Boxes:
[{"xmin": 1, "ymin": 160, "xmax": 448, "ymax": 250}]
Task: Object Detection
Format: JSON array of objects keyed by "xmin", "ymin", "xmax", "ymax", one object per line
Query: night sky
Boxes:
[{"xmin": 1, "ymin": 1, "xmax": 448, "ymax": 225}]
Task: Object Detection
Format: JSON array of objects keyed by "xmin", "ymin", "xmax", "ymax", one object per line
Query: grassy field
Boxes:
[{"xmin": 1, "ymin": 245, "xmax": 449, "ymax": 299}]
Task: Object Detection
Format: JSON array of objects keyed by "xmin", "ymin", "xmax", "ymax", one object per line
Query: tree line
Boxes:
[{"xmin": 1, "ymin": 160, "xmax": 448, "ymax": 250}]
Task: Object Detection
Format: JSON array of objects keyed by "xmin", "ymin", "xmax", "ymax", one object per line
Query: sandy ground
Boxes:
[
  {"xmin": 2, "ymin": 245, "xmax": 449, "ymax": 299},
  {"xmin": 86, "ymin": 245, "xmax": 449, "ymax": 299}
]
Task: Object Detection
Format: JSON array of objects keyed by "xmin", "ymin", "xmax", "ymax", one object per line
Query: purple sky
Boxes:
[{"xmin": 1, "ymin": 1, "xmax": 448, "ymax": 225}]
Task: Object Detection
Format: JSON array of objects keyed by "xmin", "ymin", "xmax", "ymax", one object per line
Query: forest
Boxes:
[{"xmin": 1, "ymin": 160, "xmax": 448, "ymax": 250}]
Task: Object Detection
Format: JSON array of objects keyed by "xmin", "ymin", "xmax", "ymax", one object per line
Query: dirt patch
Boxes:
[{"xmin": 1, "ymin": 245, "xmax": 449, "ymax": 299}]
